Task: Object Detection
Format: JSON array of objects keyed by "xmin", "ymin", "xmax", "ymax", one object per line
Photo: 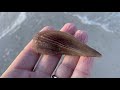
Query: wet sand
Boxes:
[{"xmin": 0, "ymin": 12, "xmax": 120, "ymax": 77}]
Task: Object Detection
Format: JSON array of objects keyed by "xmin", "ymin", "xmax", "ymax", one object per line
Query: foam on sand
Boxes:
[{"xmin": 0, "ymin": 12, "xmax": 26, "ymax": 39}]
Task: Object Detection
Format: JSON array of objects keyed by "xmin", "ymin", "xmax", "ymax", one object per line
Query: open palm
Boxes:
[{"xmin": 1, "ymin": 23, "xmax": 93, "ymax": 78}]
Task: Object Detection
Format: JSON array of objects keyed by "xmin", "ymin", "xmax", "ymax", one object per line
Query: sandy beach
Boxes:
[{"xmin": 0, "ymin": 12, "xmax": 120, "ymax": 77}]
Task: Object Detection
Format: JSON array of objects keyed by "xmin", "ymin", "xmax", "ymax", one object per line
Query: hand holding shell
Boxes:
[{"xmin": 32, "ymin": 30, "xmax": 101, "ymax": 57}]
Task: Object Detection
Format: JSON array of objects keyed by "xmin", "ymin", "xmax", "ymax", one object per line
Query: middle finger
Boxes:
[
  {"xmin": 56, "ymin": 30, "xmax": 88, "ymax": 78},
  {"xmin": 34, "ymin": 23, "xmax": 77, "ymax": 77}
]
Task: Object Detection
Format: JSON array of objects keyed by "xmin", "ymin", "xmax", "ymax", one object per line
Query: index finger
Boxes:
[{"xmin": 6, "ymin": 26, "xmax": 54, "ymax": 71}]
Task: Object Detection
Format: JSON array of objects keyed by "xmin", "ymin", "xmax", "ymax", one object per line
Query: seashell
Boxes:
[{"xmin": 32, "ymin": 30, "xmax": 102, "ymax": 57}]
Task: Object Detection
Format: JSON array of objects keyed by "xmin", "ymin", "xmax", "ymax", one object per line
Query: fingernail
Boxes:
[
  {"xmin": 75, "ymin": 30, "xmax": 88, "ymax": 43},
  {"xmin": 40, "ymin": 26, "xmax": 55, "ymax": 32},
  {"xmin": 61, "ymin": 23, "xmax": 77, "ymax": 35}
]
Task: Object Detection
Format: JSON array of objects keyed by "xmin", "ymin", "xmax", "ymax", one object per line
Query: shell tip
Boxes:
[{"xmin": 96, "ymin": 52, "xmax": 102, "ymax": 57}]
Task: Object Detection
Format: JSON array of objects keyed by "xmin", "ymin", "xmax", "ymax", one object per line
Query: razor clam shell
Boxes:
[{"xmin": 32, "ymin": 30, "xmax": 101, "ymax": 57}]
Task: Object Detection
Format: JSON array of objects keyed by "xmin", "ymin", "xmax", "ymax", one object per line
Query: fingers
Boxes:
[
  {"xmin": 55, "ymin": 30, "xmax": 88, "ymax": 78},
  {"xmin": 4, "ymin": 26, "xmax": 54, "ymax": 72},
  {"xmin": 71, "ymin": 32, "xmax": 94, "ymax": 78},
  {"xmin": 5, "ymin": 40, "xmax": 40, "ymax": 72},
  {"xmin": 60, "ymin": 23, "xmax": 77, "ymax": 34},
  {"xmin": 34, "ymin": 23, "xmax": 77, "ymax": 77},
  {"xmin": 71, "ymin": 57, "xmax": 93, "ymax": 78}
]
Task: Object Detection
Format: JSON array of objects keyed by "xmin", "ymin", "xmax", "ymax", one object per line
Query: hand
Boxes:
[{"xmin": 1, "ymin": 23, "xmax": 93, "ymax": 78}]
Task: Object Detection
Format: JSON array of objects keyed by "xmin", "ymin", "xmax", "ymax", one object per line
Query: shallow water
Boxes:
[{"xmin": 0, "ymin": 12, "xmax": 120, "ymax": 77}]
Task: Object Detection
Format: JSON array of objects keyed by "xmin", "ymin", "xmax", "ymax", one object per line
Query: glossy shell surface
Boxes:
[{"xmin": 32, "ymin": 30, "xmax": 102, "ymax": 57}]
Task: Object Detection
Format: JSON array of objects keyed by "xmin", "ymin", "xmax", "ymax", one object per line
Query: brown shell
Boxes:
[{"xmin": 32, "ymin": 30, "xmax": 102, "ymax": 57}]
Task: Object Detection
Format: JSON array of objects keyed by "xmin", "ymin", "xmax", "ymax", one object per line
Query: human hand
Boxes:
[{"xmin": 1, "ymin": 23, "xmax": 93, "ymax": 78}]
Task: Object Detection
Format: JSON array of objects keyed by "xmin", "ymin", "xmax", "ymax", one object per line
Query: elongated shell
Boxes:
[{"xmin": 32, "ymin": 30, "xmax": 102, "ymax": 57}]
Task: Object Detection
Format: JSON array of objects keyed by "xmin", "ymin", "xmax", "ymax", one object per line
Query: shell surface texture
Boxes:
[{"xmin": 32, "ymin": 30, "xmax": 102, "ymax": 57}]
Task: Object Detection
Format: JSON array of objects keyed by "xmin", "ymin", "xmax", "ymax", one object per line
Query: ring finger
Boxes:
[
  {"xmin": 34, "ymin": 23, "xmax": 77, "ymax": 77},
  {"xmin": 55, "ymin": 30, "xmax": 88, "ymax": 78}
]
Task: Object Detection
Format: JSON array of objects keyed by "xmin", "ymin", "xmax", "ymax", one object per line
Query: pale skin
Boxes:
[{"xmin": 1, "ymin": 23, "xmax": 93, "ymax": 78}]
